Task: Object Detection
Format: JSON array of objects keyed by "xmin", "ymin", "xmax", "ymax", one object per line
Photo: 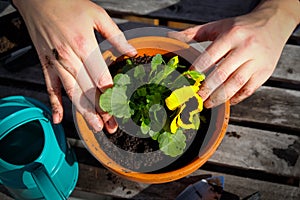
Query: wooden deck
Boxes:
[{"xmin": 0, "ymin": 1, "xmax": 299, "ymax": 199}]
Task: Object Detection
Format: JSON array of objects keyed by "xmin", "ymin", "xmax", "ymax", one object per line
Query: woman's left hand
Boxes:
[{"xmin": 169, "ymin": 0, "xmax": 300, "ymax": 108}]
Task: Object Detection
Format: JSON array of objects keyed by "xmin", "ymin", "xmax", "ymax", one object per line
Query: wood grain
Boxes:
[
  {"xmin": 93, "ymin": 0, "xmax": 180, "ymax": 15},
  {"xmin": 1, "ymin": 43, "xmax": 299, "ymax": 86},
  {"xmin": 75, "ymin": 163, "xmax": 300, "ymax": 200},
  {"xmin": 273, "ymin": 44, "xmax": 300, "ymax": 84},
  {"xmin": 230, "ymin": 86, "xmax": 300, "ymax": 133},
  {"xmin": 210, "ymin": 124, "xmax": 300, "ymax": 178}
]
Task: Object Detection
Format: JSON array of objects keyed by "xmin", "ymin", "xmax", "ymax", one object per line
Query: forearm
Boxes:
[
  {"xmin": 246, "ymin": 0, "xmax": 300, "ymax": 46},
  {"xmin": 255, "ymin": 0, "xmax": 300, "ymax": 26}
]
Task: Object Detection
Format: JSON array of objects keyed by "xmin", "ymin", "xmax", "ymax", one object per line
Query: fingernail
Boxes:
[
  {"xmin": 204, "ymin": 99, "xmax": 214, "ymax": 108},
  {"xmin": 52, "ymin": 110, "xmax": 62, "ymax": 124},
  {"xmin": 230, "ymin": 99, "xmax": 238, "ymax": 105},
  {"xmin": 198, "ymin": 89, "xmax": 209, "ymax": 101},
  {"xmin": 126, "ymin": 44, "xmax": 137, "ymax": 57},
  {"xmin": 92, "ymin": 124, "xmax": 102, "ymax": 133},
  {"xmin": 53, "ymin": 114, "xmax": 60, "ymax": 124},
  {"xmin": 91, "ymin": 116, "xmax": 103, "ymax": 133},
  {"xmin": 106, "ymin": 118, "xmax": 118, "ymax": 134}
]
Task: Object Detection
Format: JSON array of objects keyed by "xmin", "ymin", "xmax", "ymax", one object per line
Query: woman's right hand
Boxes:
[{"xmin": 13, "ymin": 0, "xmax": 137, "ymax": 133}]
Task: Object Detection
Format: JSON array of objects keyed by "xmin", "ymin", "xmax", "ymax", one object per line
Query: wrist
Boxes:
[
  {"xmin": 245, "ymin": 0, "xmax": 300, "ymax": 46},
  {"xmin": 256, "ymin": 0, "xmax": 300, "ymax": 27}
]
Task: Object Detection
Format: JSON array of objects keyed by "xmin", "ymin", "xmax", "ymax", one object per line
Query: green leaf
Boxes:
[
  {"xmin": 136, "ymin": 87, "xmax": 147, "ymax": 97},
  {"xmin": 149, "ymin": 69, "xmax": 165, "ymax": 84},
  {"xmin": 134, "ymin": 65, "xmax": 146, "ymax": 80},
  {"xmin": 149, "ymin": 104, "xmax": 166, "ymax": 132},
  {"xmin": 126, "ymin": 59, "xmax": 133, "ymax": 65},
  {"xmin": 182, "ymin": 70, "xmax": 206, "ymax": 82},
  {"xmin": 158, "ymin": 130, "xmax": 186, "ymax": 157},
  {"xmin": 99, "ymin": 88, "xmax": 113, "ymax": 113},
  {"xmin": 110, "ymin": 86, "xmax": 132, "ymax": 118},
  {"xmin": 149, "ymin": 130, "xmax": 160, "ymax": 140},
  {"xmin": 200, "ymin": 115, "xmax": 207, "ymax": 123},
  {"xmin": 141, "ymin": 121, "xmax": 150, "ymax": 135},
  {"xmin": 167, "ymin": 56, "xmax": 179, "ymax": 69},
  {"xmin": 100, "ymin": 53, "xmax": 204, "ymax": 158},
  {"xmin": 150, "ymin": 54, "xmax": 163, "ymax": 78},
  {"xmin": 114, "ymin": 73, "xmax": 131, "ymax": 86},
  {"xmin": 151, "ymin": 54, "xmax": 163, "ymax": 71},
  {"xmin": 170, "ymin": 74, "xmax": 190, "ymax": 90},
  {"xmin": 192, "ymin": 113, "xmax": 200, "ymax": 130},
  {"xmin": 149, "ymin": 56, "xmax": 180, "ymax": 84}
]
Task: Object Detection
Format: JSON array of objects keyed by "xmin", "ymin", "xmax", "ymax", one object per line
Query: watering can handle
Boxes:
[
  {"xmin": 31, "ymin": 164, "xmax": 67, "ymax": 200},
  {"xmin": 0, "ymin": 107, "xmax": 48, "ymax": 139}
]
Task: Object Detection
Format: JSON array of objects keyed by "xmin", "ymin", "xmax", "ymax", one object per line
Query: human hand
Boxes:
[
  {"xmin": 169, "ymin": 0, "xmax": 300, "ymax": 108},
  {"xmin": 13, "ymin": 0, "xmax": 137, "ymax": 133}
]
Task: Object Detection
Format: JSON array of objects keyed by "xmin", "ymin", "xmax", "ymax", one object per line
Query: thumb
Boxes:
[{"xmin": 168, "ymin": 22, "xmax": 220, "ymax": 43}]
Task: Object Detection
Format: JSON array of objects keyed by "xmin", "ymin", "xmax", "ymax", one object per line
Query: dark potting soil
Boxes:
[{"xmin": 97, "ymin": 54, "xmax": 211, "ymax": 173}]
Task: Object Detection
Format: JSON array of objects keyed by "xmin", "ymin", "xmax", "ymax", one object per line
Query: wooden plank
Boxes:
[
  {"xmin": 68, "ymin": 124, "xmax": 300, "ymax": 180},
  {"xmin": 210, "ymin": 124, "xmax": 300, "ymax": 178},
  {"xmin": 70, "ymin": 190, "xmax": 113, "ymax": 200},
  {"xmin": 230, "ymin": 86, "xmax": 300, "ymax": 133},
  {"xmin": 93, "ymin": 0, "xmax": 180, "ymax": 15},
  {"xmin": 100, "ymin": 0, "xmax": 300, "ymax": 42},
  {"xmin": 1, "ymin": 84, "xmax": 299, "ymax": 179},
  {"xmin": 194, "ymin": 171, "xmax": 300, "ymax": 200},
  {"xmin": 0, "ymin": 2, "xmax": 15, "ymax": 17},
  {"xmin": 149, "ymin": 0, "xmax": 259, "ymax": 22},
  {"xmin": 99, "ymin": 0, "xmax": 258, "ymax": 22},
  {"xmin": 1, "ymin": 43, "xmax": 299, "ymax": 86},
  {"xmin": 1, "ymin": 77, "xmax": 299, "ymax": 134},
  {"xmin": 273, "ymin": 44, "xmax": 300, "ymax": 84},
  {"xmin": 75, "ymin": 163, "xmax": 300, "ymax": 200},
  {"xmin": 0, "ymin": 186, "xmax": 13, "ymax": 200},
  {"xmin": 0, "ymin": 63, "xmax": 44, "ymax": 85},
  {"xmin": 0, "ymin": 85, "xmax": 78, "ymax": 139}
]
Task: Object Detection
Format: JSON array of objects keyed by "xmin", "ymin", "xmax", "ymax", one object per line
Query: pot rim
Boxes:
[{"xmin": 74, "ymin": 36, "xmax": 230, "ymax": 184}]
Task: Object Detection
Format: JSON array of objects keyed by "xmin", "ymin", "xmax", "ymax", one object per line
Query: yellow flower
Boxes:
[{"xmin": 165, "ymin": 77, "xmax": 204, "ymax": 133}]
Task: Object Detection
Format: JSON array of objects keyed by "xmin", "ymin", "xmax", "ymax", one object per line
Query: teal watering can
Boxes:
[{"xmin": 0, "ymin": 96, "xmax": 79, "ymax": 200}]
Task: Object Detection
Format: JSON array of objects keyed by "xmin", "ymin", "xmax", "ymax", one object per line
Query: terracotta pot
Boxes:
[{"xmin": 74, "ymin": 36, "xmax": 230, "ymax": 184}]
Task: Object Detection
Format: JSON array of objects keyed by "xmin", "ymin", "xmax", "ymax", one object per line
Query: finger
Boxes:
[
  {"xmin": 168, "ymin": 25, "xmax": 204, "ymax": 43},
  {"xmin": 168, "ymin": 22, "xmax": 221, "ymax": 43},
  {"xmin": 82, "ymin": 45, "xmax": 113, "ymax": 91},
  {"xmin": 204, "ymin": 60, "xmax": 254, "ymax": 108},
  {"xmin": 51, "ymin": 40, "xmax": 102, "ymax": 110},
  {"xmin": 93, "ymin": 6, "xmax": 137, "ymax": 57},
  {"xmin": 39, "ymin": 53, "xmax": 64, "ymax": 124},
  {"xmin": 49, "ymin": 36, "xmax": 103, "ymax": 109},
  {"xmin": 197, "ymin": 47, "xmax": 248, "ymax": 101},
  {"xmin": 55, "ymin": 59, "xmax": 105, "ymax": 133},
  {"xmin": 74, "ymin": 62, "xmax": 118, "ymax": 134},
  {"xmin": 193, "ymin": 33, "xmax": 233, "ymax": 72},
  {"xmin": 94, "ymin": 94, "xmax": 118, "ymax": 134},
  {"xmin": 48, "ymin": 26, "xmax": 118, "ymax": 133},
  {"xmin": 39, "ymin": 45, "xmax": 104, "ymax": 132},
  {"xmin": 53, "ymin": 46, "xmax": 118, "ymax": 133},
  {"xmin": 230, "ymin": 67, "xmax": 272, "ymax": 105},
  {"xmin": 72, "ymin": 75, "xmax": 118, "ymax": 134}
]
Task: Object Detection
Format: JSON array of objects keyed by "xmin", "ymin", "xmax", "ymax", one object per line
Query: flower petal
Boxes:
[
  {"xmin": 165, "ymin": 86, "xmax": 197, "ymax": 110},
  {"xmin": 170, "ymin": 104, "xmax": 185, "ymax": 133}
]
